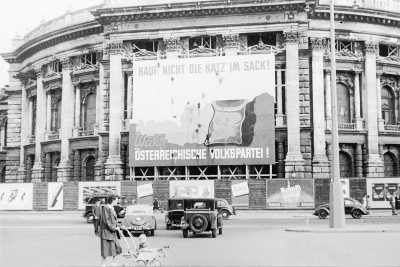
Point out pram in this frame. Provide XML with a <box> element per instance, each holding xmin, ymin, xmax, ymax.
<box><xmin>118</xmin><ymin>228</ymin><xmax>169</xmax><ymax>266</ymax></box>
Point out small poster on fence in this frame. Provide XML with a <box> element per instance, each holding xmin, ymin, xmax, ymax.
<box><xmin>137</xmin><ymin>183</ymin><xmax>154</xmax><ymax>198</ymax></box>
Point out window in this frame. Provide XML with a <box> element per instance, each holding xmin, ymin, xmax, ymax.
<box><xmin>379</xmin><ymin>44</ymin><xmax>399</xmax><ymax>58</ymax></box>
<box><xmin>339</xmin><ymin>151</ymin><xmax>353</xmax><ymax>177</ymax></box>
<box><xmin>132</xmin><ymin>40</ymin><xmax>158</xmax><ymax>52</ymax></box>
<box><xmin>337</xmin><ymin>83</ymin><xmax>351</xmax><ymax>123</ymax></box>
<box><xmin>189</xmin><ymin>36</ymin><xmax>216</xmax><ymax>50</ymax></box>
<box><xmin>80</xmin><ymin>52</ymin><xmax>98</xmax><ymax>65</ymax></box>
<box><xmin>381</xmin><ymin>86</ymin><xmax>395</xmax><ymax>125</ymax></box>
<box><xmin>51</xmin><ymin>99</ymin><xmax>62</xmax><ymax>132</ymax></box>
<box><xmin>247</xmin><ymin>32</ymin><xmax>277</xmax><ymax>47</ymax></box>
<box><xmin>384</xmin><ymin>153</ymin><xmax>397</xmax><ymax>177</ymax></box>
<box><xmin>83</xmin><ymin>93</ymin><xmax>96</xmax><ymax>131</ymax></box>
<box><xmin>49</xmin><ymin>60</ymin><xmax>62</xmax><ymax>73</ymax></box>
<box><xmin>335</xmin><ymin>40</ymin><xmax>353</xmax><ymax>53</ymax></box>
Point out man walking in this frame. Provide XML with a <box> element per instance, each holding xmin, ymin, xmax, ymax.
<box><xmin>389</xmin><ymin>194</ymin><xmax>398</xmax><ymax>216</ymax></box>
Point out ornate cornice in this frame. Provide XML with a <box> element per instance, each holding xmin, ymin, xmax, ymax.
<box><xmin>25</xmin><ymin>79</ymin><xmax>37</xmax><ymax>89</ymax></box>
<box><xmin>336</xmin><ymin>72</ymin><xmax>354</xmax><ymax>89</ymax></box>
<box><xmin>163</xmin><ymin>37</ymin><xmax>181</xmax><ymax>52</ymax></box>
<box><xmin>283</xmin><ymin>31</ymin><xmax>301</xmax><ymax>44</ymax></box>
<box><xmin>310</xmin><ymin>38</ymin><xmax>327</xmax><ymax>52</ymax></box>
<box><xmin>364</xmin><ymin>41</ymin><xmax>379</xmax><ymax>56</ymax></box>
<box><xmin>222</xmin><ymin>34</ymin><xmax>240</xmax><ymax>48</ymax></box>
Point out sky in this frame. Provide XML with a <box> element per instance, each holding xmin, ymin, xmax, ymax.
<box><xmin>0</xmin><ymin>0</ymin><xmax>104</xmax><ymax>88</ymax></box>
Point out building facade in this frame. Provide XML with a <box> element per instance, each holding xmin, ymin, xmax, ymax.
<box><xmin>1</xmin><ymin>0</ymin><xmax>400</xmax><ymax>185</ymax></box>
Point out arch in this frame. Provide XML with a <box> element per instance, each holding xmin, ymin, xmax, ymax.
<box><xmin>0</xmin><ymin>166</ymin><xmax>5</xmax><ymax>183</ymax></box>
<box><xmin>383</xmin><ymin>152</ymin><xmax>397</xmax><ymax>177</ymax></box>
<box><xmin>339</xmin><ymin>151</ymin><xmax>353</xmax><ymax>177</ymax></box>
<box><xmin>83</xmin><ymin>155</ymin><xmax>96</xmax><ymax>181</ymax></box>
<box><xmin>83</xmin><ymin>93</ymin><xmax>96</xmax><ymax>131</ymax></box>
<box><xmin>337</xmin><ymin>83</ymin><xmax>351</xmax><ymax>123</ymax></box>
<box><xmin>381</xmin><ymin>86</ymin><xmax>396</xmax><ymax>125</ymax></box>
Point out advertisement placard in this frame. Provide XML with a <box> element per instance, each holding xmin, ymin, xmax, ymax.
<box><xmin>231</xmin><ymin>182</ymin><xmax>249</xmax><ymax>197</ymax></box>
<box><xmin>169</xmin><ymin>180</ymin><xmax>214</xmax><ymax>198</ymax></box>
<box><xmin>47</xmin><ymin>182</ymin><xmax>64</xmax><ymax>210</ymax></box>
<box><xmin>340</xmin><ymin>179</ymin><xmax>349</xmax><ymax>198</ymax></box>
<box><xmin>78</xmin><ymin>182</ymin><xmax>121</xmax><ymax>210</ymax></box>
<box><xmin>266</xmin><ymin>179</ymin><xmax>314</xmax><ymax>209</ymax></box>
<box><xmin>0</xmin><ymin>183</ymin><xmax>33</xmax><ymax>210</ymax></box>
<box><xmin>137</xmin><ymin>183</ymin><xmax>154</xmax><ymax>198</ymax></box>
<box><xmin>129</xmin><ymin>54</ymin><xmax>275</xmax><ymax>167</ymax></box>
<box><xmin>367</xmin><ymin>178</ymin><xmax>400</xmax><ymax>208</ymax></box>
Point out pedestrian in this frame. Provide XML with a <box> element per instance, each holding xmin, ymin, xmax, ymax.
<box><xmin>389</xmin><ymin>194</ymin><xmax>398</xmax><ymax>215</ymax></box>
<box><xmin>153</xmin><ymin>198</ymin><xmax>160</xmax><ymax>213</ymax></box>
<box><xmin>362</xmin><ymin>195</ymin><xmax>370</xmax><ymax>210</ymax></box>
<box><xmin>92</xmin><ymin>199</ymin><xmax>102</xmax><ymax>237</ymax></box>
<box><xmin>100</xmin><ymin>195</ymin><xmax>122</xmax><ymax>267</ymax></box>
<box><xmin>395</xmin><ymin>193</ymin><xmax>400</xmax><ymax>214</ymax></box>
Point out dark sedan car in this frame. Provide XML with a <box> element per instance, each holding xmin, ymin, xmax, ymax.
<box><xmin>313</xmin><ymin>197</ymin><xmax>370</xmax><ymax>219</ymax></box>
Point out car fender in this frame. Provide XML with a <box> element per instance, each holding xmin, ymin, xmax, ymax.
<box><xmin>83</xmin><ymin>211</ymin><xmax>92</xmax><ymax>218</ymax></box>
<box><xmin>318</xmin><ymin>208</ymin><xmax>330</xmax><ymax>215</ymax></box>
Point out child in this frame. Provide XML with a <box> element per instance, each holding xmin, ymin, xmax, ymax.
<box><xmin>138</xmin><ymin>234</ymin><xmax>150</xmax><ymax>251</ymax></box>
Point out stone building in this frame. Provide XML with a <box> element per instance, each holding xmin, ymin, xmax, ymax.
<box><xmin>1</xmin><ymin>0</ymin><xmax>400</xmax><ymax>184</ymax></box>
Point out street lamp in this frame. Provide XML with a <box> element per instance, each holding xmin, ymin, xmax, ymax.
<box><xmin>328</xmin><ymin>0</ymin><xmax>346</xmax><ymax>228</ymax></box>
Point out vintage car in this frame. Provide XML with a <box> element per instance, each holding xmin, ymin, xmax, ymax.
<box><xmin>122</xmin><ymin>204</ymin><xmax>157</xmax><ymax>236</ymax></box>
<box><xmin>180</xmin><ymin>198</ymin><xmax>223</xmax><ymax>238</ymax></box>
<box><xmin>165</xmin><ymin>198</ymin><xmax>185</xmax><ymax>230</ymax></box>
<box><xmin>82</xmin><ymin>195</ymin><xmax>126</xmax><ymax>223</ymax></box>
<box><xmin>216</xmin><ymin>198</ymin><xmax>237</xmax><ymax>220</ymax></box>
<box><xmin>313</xmin><ymin>197</ymin><xmax>370</xmax><ymax>219</ymax></box>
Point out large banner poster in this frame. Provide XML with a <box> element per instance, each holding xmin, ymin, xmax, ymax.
<box><xmin>130</xmin><ymin>54</ymin><xmax>275</xmax><ymax>167</ymax></box>
<box><xmin>367</xmin><ymin>178</ymin><xmax>400</xmax><ymax>208</ymax></box>
<box><xmin>47</xmin><ymin>182</ymin><xmax>64</xmax><ymax>210</ymax></box>
<box><xmin>78</xmin><ymin>182</ymin><xmax>121</xmax><ymax>210</ymax></box>
<box><xmin>169</xmin><ymin>180</ymin><xmax>214</xmax><ymax>198</ymax></box>
<box><xmin>266</xmin><ymin>179</ymin><xmax>315</xmax><ymax>209</ymax></box>
<box><xmin>0</xmin><ymin>183</ymin><xmax>33</xmax><ymax>210</ymax></box>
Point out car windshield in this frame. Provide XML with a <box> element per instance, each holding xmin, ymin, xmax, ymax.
<box><xmin>186</xmin><ymin>201</ymin><xmax>213</xmax><ymax>210</ymax></box>
<box><xmin>169</xmin><ymin>200</ymin><xmax>184</xmax><ymax>210</ymax></box>
<box><xmin>125</xmin><ymin>205</ymin><xmax>153</xmax><ymax>216</ymax></box>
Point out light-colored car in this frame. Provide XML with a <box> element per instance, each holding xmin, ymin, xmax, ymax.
<box><xmin>313</xmin><ymin>197</ymin><xmax>370</xmax><ymax>219</ymax></box>
<box><xmin>122</xmin><ymin>205</ymin><xmax>157</xmax><ymax>236</ymax></box>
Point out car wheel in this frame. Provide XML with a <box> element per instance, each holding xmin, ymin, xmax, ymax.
<box><xmin>136</xmin><ymin>260</ymin><xmax>146</xmax><ymax>266</ymax></box>
<box><xmin>221</xmin><ymin>210</ymin><xmax>230</xmax><ymax>220</ymax></box>
<box><xmin>219</xmin><ymin>227</ymin><xmax>222</xmax><ymax>235</ymax></box>
<box><xmin>150</xmin><ymin>230</ymin><xmax>155</xmax><ymax>236</ymax></box>
<box><xmin>318</xmin><ymin>209</ymin><xmax>328</xmax><ymax>219</ymax></box>
<box><xmin>352</xmin><ymin>209</ymin><xmax>362</xmax><ymax>219</ymax></box>
<box><xmin>212</xmin><ymin>229</ymin><xmax>217</xmax><ymax>238</ymax></box>
<box><xmin>189</xmin><ymin>214</ymin><xmax>208</xmax><ymax>233</ymax></box>
<box><xmin>166</xmin><ymin>224</ymin><xmax>171</xmax><ymax>230</ymax></box>
<box><xmin>183</xmin><ymin>229</ymin><xmax>188</xmax><ymax>238</ymax></box>
<box><xmin>86</xmin><ymin>213</ymin><xmax>93</xmax><ymax>223</ymax></box>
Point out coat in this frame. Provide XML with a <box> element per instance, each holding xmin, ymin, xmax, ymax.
<box><xmin>100</xmin><ymin>205</ymin><xmax>119</xmax><ymax>241</ymax></box>
<box><xmin>92</xmin><ymin>203</ymin><xmax>101</xmax><ymax>220</ymax></box>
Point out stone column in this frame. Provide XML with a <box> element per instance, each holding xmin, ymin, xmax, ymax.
<box><xmin>376</xmin><ymin>73</ymin><xmax>385</xmax><ymax>130</ymax></box>
<box><xmin>310</xmin><ymin>38</ymin><xmax>329</xmax><ymax>179</ymax></box>
<box><xmin>354</xmin><ymin>71</ymin><xmax>363</xmax><ymax>130</ymax></box>
<box><xmin>16</xmin><ymin>82</ymin><xmax>29</xmax><ymax>182</ymax></box>
<box><xmin>104</xmin><ymin>41</ymin><xmax>125</xmax><ymax>180</ymax></box>
<box><xmin>28</xmin><ymin>100</ymin><xmax>33</xmax><ymax>136</ymax></box>
<box><xmin>127</xmin><ymin>74</ymin><xmax>133</xmax><ymax>120</ymax></box>
<box><xmin>363</xmin><ymin>41</ymin><xmax>383</xmax><ymax>177</ymax></box>
<box><xmin>57</xmin><ymin>58</ymin><xmax>74</xmax><ymax>182</ymax></box>
<box><xmin>283</xmin><ymin>31</ymin><xmax>304</xmax><ymax>178</ymax></box>
<box><xmin>222</xmin><ymin>34</ymin><xmax>240</xmax><ymax>56</ymax></box>
<box><xmin>355</xmin><ymin>143</ymin><xmax>363</xmax><ymax>177</ymax></box>
<box><xmin>276</xmin><ymin>70</ymin><xmax>284</xmax><ymax>127</ymax></box>
<box><xmin>44</xmin><ymin>153</ymin><xmax>51</xmax><ymax>182</ymax></box>
<box><xmin>73</xmin><ymin>150</ymin><xmax>81</xmax><ymax>181</ymax></box>
<box><xmin>46</xmin><ymin>93</ymin><xmax>52</xmax><ymax>131</ymax></box>
<box><xmin>163</xmin><ymin>38</ymin><xmax>181</xmax><ymax>59</ymax></box>
<box><xmin>31</xmin><ymin>65</ymin><xmax>46</xmax><ymax>182</ymax></box>
<box><xmin>325</xmin><ymin>70</ymin><xmax>332</xmax><ymax>130</ymax></box>
<box><xmin>73</xmin><ymin>86</ymin><xmax>81</xmax><ymax>137</ymax></box>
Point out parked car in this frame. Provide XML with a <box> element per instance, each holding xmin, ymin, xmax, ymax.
<box><xmin>180</xmin><ymin>198</ymin><xmax>223</xmax><ymax>238</ymax></box>
<box><xmin>82</xmin><ymin>195</ymin><xmax>125</xmax><ymax>223</ymax></box>
<box><xmin>313</xmin><ymin>197</ymin><xmax>370</xmax><ymax>219</ymax></box>
<box><xmin>122</xmin><ymin>204</ymin><xmax>157</xmax><ymax>236</ymax></box>
<box><xmin>165</xmin><ymin>198</ymin><xmax>185</xmax><ymax>230</ymax></box>
<box><xmin>216</xmin><ymin>198</ymin><xmax>236</xmax><ymax>220</ymax></box>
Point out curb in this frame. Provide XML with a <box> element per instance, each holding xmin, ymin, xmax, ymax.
<box><xmin>285</xmin><ymin>227</ymin><xmax>400</xmax><ymax>233</ymax></box>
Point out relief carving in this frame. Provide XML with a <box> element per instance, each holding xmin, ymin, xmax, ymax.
<box><xmin>310</xmin><ymin>38</ymin><xmax>327</xmax><ymax>52</ymax></box>
<box><xmin>364</xmin><ymin>41</ymin><xmax>379</xmax><ymax>56</ymax></box>
<box><xmin>381</xmin><ymin>76</ymin><xmax>399</xmax><ymax>91</ymax></box>
<box><xmin>222</xmin><ymin>34</ymin><xmax>240</xmax><ymax>48</ymax></box>
<box><xmin>336</xmin><ymin>72</ymin><xmax>354</xmax><ymax>89</ymax></box>
<box><xmin>283</xmin><ymin>31</ymin><xmax>301</xmax><ymax>44</ymax></box>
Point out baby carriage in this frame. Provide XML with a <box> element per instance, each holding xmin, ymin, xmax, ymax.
<box><xmin>118</xmin><ymin>228</ymin><xmax>169</xmax><ymax>266</ymax></box>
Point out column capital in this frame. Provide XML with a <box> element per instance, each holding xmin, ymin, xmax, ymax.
<box><xmin>163</xmin><ymin>37</ymin><xmax>181</xmax><ymax>52</ymax></box>
<box><xmin>222</xmin><ymin>34</ymin><xmax>240</xmax><ymax>48</ymax></box>
<box><xmin>60</xmin><ymin>57</ymin><xmax>73</xmax><ymax>70</ymax></box>
<box><xmin>325</xmin><ymin>69</ymin><xmax>331</xmax><ymax>75</ymax></box>
<box><xmin>107</xmin><ymin>41</ymin><xmax>125</xmax><ymax>55</ymax></box>
<box><xmin>283</xmin><ymin>31</ymin><xmax>301</xmax><ymax>44</ymax></box>
<box><xmin>33</xmin><ymin>64</ymin><xmax>46</xmax><ymax>79</ymax></box>
<box><xmin>364</xmin><ymin>41</ymin><xmax>379</xmax><ymax>56</ymax></box>
<box><xmin>310</xmin><ymin>37</ymin><xmax>327</xmax><ymax>52</ymax></box>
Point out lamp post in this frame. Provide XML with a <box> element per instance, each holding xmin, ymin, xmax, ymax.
<box><xmin>329</xmin><ymin>0</ymin><xmax>345</xmax><ymax>228</ymax></box>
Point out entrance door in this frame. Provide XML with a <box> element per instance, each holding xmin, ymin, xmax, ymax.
<box><xmin>86</xmin><ymin>156</ymin><xmax>95</xmax><ymax>181</ymax></box>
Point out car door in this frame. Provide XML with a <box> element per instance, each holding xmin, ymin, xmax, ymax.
<box><xmin>344</xmin><ymin>199</ymin><xmax>353</xmax><ymax>214</ymax></box>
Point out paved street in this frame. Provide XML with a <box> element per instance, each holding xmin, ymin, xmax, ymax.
<box><xmin>0</xmin><ymin>210</ymin><xmax>399</xmax><ymax>267</ymax></box>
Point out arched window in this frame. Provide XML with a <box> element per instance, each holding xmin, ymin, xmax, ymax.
<box><xmin>381</xmin><ymin>86</ymin><xmax>395</xmax><ymax>125</ymax></box>
<box><xmin>52</xmin><ymin>157</ymin><xmax>60</xmax><ymax>182</ymax></box>
<box><xmin>337</xmin><ymin>83</ymin><xmax>351</xmax><ymax>123</ymax></box>
<box><xmin>51</xmin><ymin>99</ymin><xmax>62</xmax><ymax>132</ymax></box>
<box><xmin>0</xmin><ymin>166</ymin><xmax>5</xmax><ymax>183</ymax></box>
<box><xmin>85</xmin><ymin>156</ymin><xmax>96</xmax><ymax>181</ymax></box>
<box><xmin>339</xmin><ymin>151</ymin><xmax>353</xmax><ymax>177</ymax></box>
<box><xmin>384</xmin><ymin>152</ymin><xmax>397</xmax><ymax>177</ymax></box>
<box><xmin>83</xmin><ymin>93</ymin><xmax>96</xmax><ymax>131</ymax></box>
